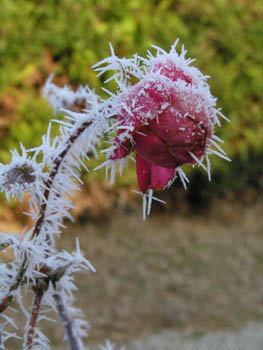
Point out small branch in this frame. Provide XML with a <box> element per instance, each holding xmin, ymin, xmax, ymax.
<box><xmin>53</xmin><ymin>290</ymin><xmax>81</xmax><ymax>350</ymax></box>
<box><xmin>0</xmin><ymin>256</ymin><xmax>28</xmax><ymax>313</ymax></box>
<box><xmin>0</xmin><ymin>121</ymin><xmax>91</xmax><ymax>314</ymax></box>
<box><xmin>25</xmin><ymin>287</ymin><xmax>45</xmax><ymax>350</ymax></box>
<box><xmin>31</xmin><ymin>120</ymin><xmax>91</xmax><ymax>240</ymax></box>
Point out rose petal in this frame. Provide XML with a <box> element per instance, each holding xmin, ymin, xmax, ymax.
<box><xmin>135</xmin><ymin>152</ymin><xmax>152</xmax><ymax>193</ymax></box>
<box><xmin>133</xmin><ymin>126</ymin><xmax>178</xmax><ymax>168</ymax></box>
<box><xmin>149</xmin><ymin>103</ymin><xmax>211</xmax><ymax>164</ymax></box>
<box><xmin>150</xmin><ymin>166</ymin><xmax>175</xmax><ymax>191</ymax></box>
<box><xmin>117</xmin><ymin>77</ymin><xmax>172</xmax><ymax>130</ymax></box>
<box><xmin>151</xmin><ymin>59</ymin><xmax>192</xmax><ymax>84</ymax></box>
<box><xmin>110</xmin><ymin>138</ymin><xmax>133</xmax><ymax>160</ymax></box>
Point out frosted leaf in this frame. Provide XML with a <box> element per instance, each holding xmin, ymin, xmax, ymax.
<box><xmin>0</xmin><ymin>146</ymin><xmax>42</xmax><ymax>202</ymax></box>
<box><xmin>42</xmin><ymin>74</ymin><xmax>99</xmax><ymax>114</ymax></box>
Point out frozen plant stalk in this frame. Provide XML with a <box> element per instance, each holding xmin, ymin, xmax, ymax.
<box><xmin>0</xmin><ymin>41</ymin><xmax>229</xmax><ymax>349</ymax></box>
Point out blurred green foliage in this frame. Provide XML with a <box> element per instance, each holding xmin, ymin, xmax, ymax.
<box><xmin>0</xmin><ymin>0</ymin><xmax>262</xmax><ymax>194</ymax></box>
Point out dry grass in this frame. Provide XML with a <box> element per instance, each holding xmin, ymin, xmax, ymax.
<box><xmin>3</xmin><ymin>199</ymin><xmax>263</xmax><ymax>349</ymax></box>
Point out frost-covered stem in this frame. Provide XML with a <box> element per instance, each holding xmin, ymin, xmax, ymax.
<box><xmin>0</xmin><ymin>292</ymin><xmax>12</xmax><ymax>314</ymax></box>
<box><xmin>25</xmin><ymin>287</ymin><xmax>45</xmax><ymax>350</ymax></box>
<box><xmin>0</xmin><ymin>256</ymin><xmax>28</xmax><ymax>313</ymax></box>
<box><xmin>32</xmin><ymin>120</ymin><xmax>91</xmax><ymax>239</ymax></box>
<box><xmin>0</xmin><ymin>120</ymin><xmax>91</xmax><ymax>315</ymax></box>
<box><xmin>53</xmin><ymin>290</ymin><xmax>81</xmax><ymax>350</ymax></box>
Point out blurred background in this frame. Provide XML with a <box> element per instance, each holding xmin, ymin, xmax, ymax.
<box><xmin>0</xmin><ymin>0</ymin><xmax>262</xmax><ymax>349</ymax></box>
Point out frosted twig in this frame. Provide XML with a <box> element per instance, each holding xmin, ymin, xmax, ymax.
<box><xmin>53</xmin><ymin>290</ymin><xmax>81</xmax><ymax>350</ymax></box>
<box><xmin>25</xmin><ymin>286</ymin><xmax>46</xmax><ymax>350</ymax></box>
<box><xmin>0</xmin><ymin>120</ymin><xmax>92</xmax><ymax>316</ymax></box>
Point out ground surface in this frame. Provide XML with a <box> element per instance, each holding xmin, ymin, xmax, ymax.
<box><xmin>3</xmin><ymin>199</ymin><xmax>263</xmax><ymax>349</ymax></box>
<box><xmin>59</xmin><ymin>199</ymin><xmax>263</xmax><ymax>349</ymax></box>
<box><xmin>124</xmin><ymin>321</ymin><xmax>263</xmax><ymax>350</ymax></box>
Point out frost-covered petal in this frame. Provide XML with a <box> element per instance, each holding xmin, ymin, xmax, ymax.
<box><xmin>135</xmin><ymin>152</ymin><xmax>152</xmax><ymax>193</ymax></box>
<box><xmin>116</xmin><ymin>75</ymin><xmax>172</xmax><ymax>129</ymax></box>
<box><xmin>150</xmin><ymin>165</ymin><xmax>175</xmax><ymax>191</ymax></box>
<box><xmin>135</xmin><ymin>154</ymin><xmax>175</xmax><ymax>193</ymax></box>
<box><xmin>149</xmin><ymin>105</ymin><xmax>212</xmax><ymax>165</ymax></box>
<box><xmin>133</xmin><ymin>126</ymin><xmax>177</xmax><ymax>168</ymax></box>
<box><xmin>110</xmin><ymin>138</ymin><xmax>133</xmax><ymax>160</ymax></box>
<box><xmin>150</xmin><ymin>58</ymin><xmax>193</xmax><ymax>84</ymax></box>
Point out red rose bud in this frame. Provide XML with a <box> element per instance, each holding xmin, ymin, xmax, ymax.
<box><xmin>108</xmin><ymin>44</ymin><xmax>228</xmax><ymax>194</ymax></box>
